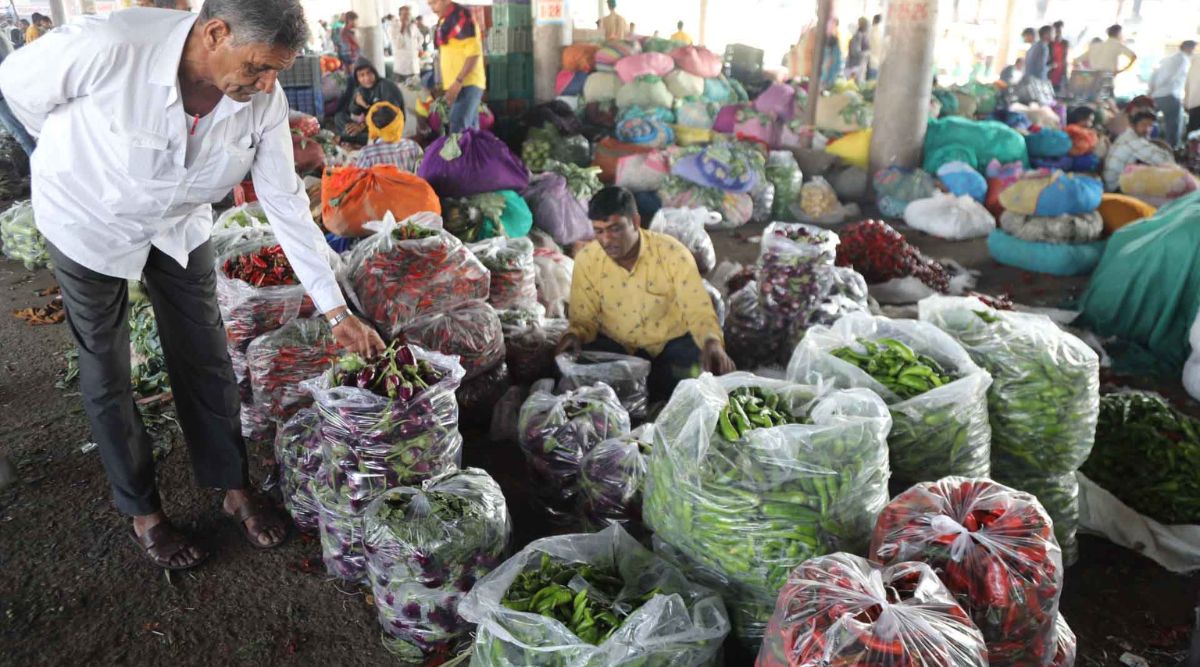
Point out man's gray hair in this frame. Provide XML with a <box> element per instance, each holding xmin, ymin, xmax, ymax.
<box><xmin>198</xmin><ymin>0</ymin><xmax>310</xmax><ymax>51</ymax></box>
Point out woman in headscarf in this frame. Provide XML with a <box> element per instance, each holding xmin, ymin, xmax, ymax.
<box><xmin>334</xmin><ymin>57</ymin><xmax>404</xmax><ymax>146</ymax></box>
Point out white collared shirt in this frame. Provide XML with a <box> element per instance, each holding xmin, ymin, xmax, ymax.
<box><xmin>0</xmin><ymin>8</ymin><xmax>344</xmax><ymax>313</ymax></box>
<box><xmin>1150</xmin><ymin>51</ymin><xmax>1191</xmax><ymax>100</ymax></box>
<box><xmin>389</xmin><ymin>21</ymin><xmax>421</xmax><ymax>77</ymax></box>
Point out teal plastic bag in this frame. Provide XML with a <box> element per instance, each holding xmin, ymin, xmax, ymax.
<box><xmin>1026</xmin><ymin>129</ymin><xmax>1073</xmax><ymax>159</ymax></box>
<box><xmin>923</xmin><ymin>117</ymin><xmax>1029</xmax><ymax>174</ymax></box>
<box><xmin>932</xmin><ymin>89</ymin><xmax>959</xmax><ymax>117</ymax></box>
<box><xmin>1077</xmin><ymin>191</ymin><xmax>1200</xmax><ymax>376</ymax></box>
<box><xmin>987</xmin><ymin>229</ymin><xmax>1105</xmax><ymax>277</ymax></box>
<box><xmin>480</xmin><ymin>190</ymin><xmax>534</xmax><ymax>239</ymax></box>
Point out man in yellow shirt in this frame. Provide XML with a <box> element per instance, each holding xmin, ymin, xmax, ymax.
<box><xmin>557</xmin><ymin>187</ymin><xmax>735</xmax><ymax>401</ymax></box>
<box><xmin>599</xmin><ymin>0</ymin><xmax>629</xmax><ymax>41</ymax></box>
<box><xmin>670</xmin><ymin>21</ymin><xmax>693</xmax><ymax>45</ymax></box>
<box><xmin>430</xmin><ymin>0</ymin><xmax>485</xmax><ymax>132</ymax></box>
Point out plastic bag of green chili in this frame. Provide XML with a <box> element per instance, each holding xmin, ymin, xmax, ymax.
<box><xmin>788</xmin><ymin>312</ymin><xmax>993</xmax><ymax>490</ymax></box>
<box><xmin>919</xmin><ymin>296</ymin><xmax>1099</xmax><ymax>479</ymax></box>
<box><xmin>0</xmin><ymin>200</ymin><xmax>50</xmax><ymax>270</ymax></box>
<box><xmin>457</xmin><ymin>523</ymin><xmax>730</xmax><ymax>667</ymax></box>
<box><xmin>644</xmin><ymin>373</ymin><xmax>891</xmax><ymax>646</ymax></box>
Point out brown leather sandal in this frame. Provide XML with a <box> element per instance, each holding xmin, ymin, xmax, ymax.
<box><xmin>129</xmin><ymin>523</ymin><xmax>209</xmax><ymax>571</ymax></box>
<box><xmin>224</xmin><ymin>495</ymin><xmax>289</xmax><ymax>550</ymax></box>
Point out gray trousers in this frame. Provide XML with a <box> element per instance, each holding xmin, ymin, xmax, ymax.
<box><xmin>1154</xmin><ymin>95</ymin><xmax>1184</xmax><ymax>149</ymax></box>
<box><xmin>49</xmin><ymin>241</ymin><xmax>247</xmax><ymax>516</ymax></box>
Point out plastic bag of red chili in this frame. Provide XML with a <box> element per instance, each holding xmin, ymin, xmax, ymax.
<box><xmin>756</xmin><ymin>552</ymin><xmax>989</xmax><ymax>667</ymax></box>
<box><xmin>468</xmin><ymin>237</ymin><xmax>538</xmax><ymax>311</ymax></box>
<box><xmin>345</xmin><ymin>213</ymin><xmax>490</xmax><ymax>338</ymax></box>
<box><xmin>397</xmin><ymin>300</ymin><xmax>506</xmax><ymax>381</ymax></box>
<box><xmin>216</xmin><ymin>234</ymin><xmax>320</xmax><ymax>354</ymax></box>
<box><xmin>870</xmin><ymin>477</ymin><xmax>1064</xmax><ymax>667</ymax></box>
<box><xmin>1051</xmin><ymin>613</ymin><xmax>1076</xmax><ymax>667</ymax></box>
<box><xmin>247</xmin><ymin>317</ymin><xmax>341</xmax><ymax>424</ymax></box>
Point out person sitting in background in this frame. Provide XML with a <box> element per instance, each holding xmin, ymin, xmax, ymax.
<box><xmin>335</xmin><ymin>57</ymin><xmax>404</xmax><ymax>146</ymax></box>
<box><xmin>1104</xmin><ymin>110</ymin><xmax>1175</xmax><ymax>191</ymax></box>
<box><xmin>999</xmin><ymin>57</ymin><xmax>1025</xmax><ymax>86</ymax></box>
<box><xmin>670</xmin><ymin>21</ymin><xmax>692</xmax><ymax>45</ymax></box>
<box><xmin>353</xmin><ymin>102</ymin><xmax>424</xmax><ymax>172</ymax></box>
<box><xmin>556</xmin><ymin>187</ymin><xmax>735</xmax><ymax>403</ymax></box>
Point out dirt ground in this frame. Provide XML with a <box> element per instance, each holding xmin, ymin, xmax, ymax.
<box><xmin>1</xmin><ymin>215</ymin><xmax>1196</xmax><ymax>666</ymax></box>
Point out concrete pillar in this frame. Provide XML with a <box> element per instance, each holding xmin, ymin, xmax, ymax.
<box><xmin>868</xmin><ymin>0</ymin><xmax>937</xmax><ymax>173</ymax></box>
<box><xmin>805</xmin><ymin>0</ymin><xmax>835</xmax><ymax>126</ymax></box>
<box><xmin>996</xmin><ymin>0</ymin><xmax>1017</xmax><ymax>76</ymax></box>
<box><xmin>351</xmin><ymin>0</ymin><xmax>387</xmax><ymax>74</ymax></box>
<box><xmin>698</xmin><ymin>0</ymin><xmax>708</xmax><ymax>45</ymax></box>
<box><xmin>533</xmin><ymin>0</ymin><xmax>569</xmax><ymax>103</ymax></box>
<box><xmin>49</xmin><ymin>0</ymin><xmax>68</xmax><ymax>25</ymax></box>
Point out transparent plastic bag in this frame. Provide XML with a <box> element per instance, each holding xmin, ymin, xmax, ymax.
<box><xmin>703</xmin><ymin>280</ymin><xmax>726</xmax><ymax>328</ymax></box>
<box><xmin>722</xmin><ymin>281</ymin><xmax>784</xmax><ymax>370</ymax></box>
<box><xmin>216</xmin><ymin>232</ymin><xmax>315</xmax><ymax>354</ymax></box>
<box><xmin>787</xmin><ymin>312</ymin><xmax>993</xmax><ymax>488</ymax></box>
<box><xmin>1052</xmin><ymin>613</ymin><xmax>1077</xmax><ymax>667</ymax></box>
<box><xmin>316</xmin><ymin>480</ymin><xmax>368</xmax><ymax>581</ymax></box>
<box><xmin>750</xmin><ymin>179</ymin><xmax>775</xmax><ymax>224</ymax></box>
<box><xmin>500</xmin><ymin>306</ymin><xmax>569</xmax><ymax>385</ymax></box>
<box><xmin>300</xmin><ymin>345</ymin><xmax>466</xmax><ymax>516</ymax></box>
<box><xmin>556</xmin><ymin>352</ymin><xmax>652</xmax><ymax>419</ymax></box>
<box><xmin>919</xmin><ymin>296</ymin><xmax>1099</xmax><ymax>478</ymax></box>
<box><xmin>756</xmin><ymin>222</ymin><xmax>839</xmax><ymax>323</ymax></box>
<box><xmin>489</xmin><ymin>385</ymin><xmax>528</xmax><ymax>443</ymax></box>
<box><xmin>363</xmin><ymin>468</ymin><xmax>511</xmax><ymax>662</ymax></box>
<box><xmin>799</xmin><ymin>176</ymin><xmax>840</xmax><ymax>218</ymax></box>
<box><xmin>457</xmin><ymin>523</ymin><xmax>731</xmax><ymax>667</ymax></box>
<box><xmin>398</xmin><ymin>300</ymin><xmax>505</xmax><ymax>381</ymax></box>
<box><xmin>644</xmin><ymin>373</ymin><xmax>891</xmax><ymax>644</ymax></box>
<box><xmin>457</xmin><ymin>362</ymin><xmax>512</xmax><ymax>428</ymax></box>
<box><xmin>0</xmin><ymin>200</ymin><xmax>50</xmax><ymax>270</ymax></box>
<box><xmin>648</xmin><ymin>207</ymin><xmax>719</xmax><ymax>275</ymax></box>
<box><xmin>996</xmin><ymin>471</ymin><xmax>1081</xmax><ymax>567</ymax></box>
<box><xmin>757</xmin><ymin>553</ymin><xmax>989</xmax><ymax>667</ymax></box>
<box><xmin>213</xmin><ymin>202</ymin><xmax>269</xmax><ymax>233</ymax></box>
<box><xmin>871</xmin><ymin>477</ymin><xmax>1064</xmax><ymax>667</ymax></box>
<box><xmin>904</xmin><ymin>193</ymin><xmax>997</xmax><ymax>241</ymax></box>
<box><xmin>274</xmin><ymin>408</ymin><xmax>324</xmax><ymax>532</ymax></box>
<box><xmin>518</xmin><ymin>384</ymin><xmax>632</xmax><ymax>524</ymax></box>
<box><xmin>469</xmin><ymin>237</ymin><xmax>538</xmax><ymax>311</ymax></box>
<box><xmin>247</xmin><ymin>318</ymin><xmax>340</xmax><ymax>424</ymax></box>
<box><xmin>766</xmin><ymin>151</ymin><xmax>803</xmax><ymax>221</ymax></box>
<box><xmin>345</xmin><ymin>213</ymin><xmax>490</xmax><ymax>338</ymax></box>
<box><xmin>998</xmin><ymin>210</ymin><xmax>1104</xmax><ymax>243</ymax></box>
<box><xmin>803</xmin><ymin>266</ymin><xmax>871</xmax><ymax>331</ymax></box>
<box><xmin>578</xmin><ymin>425</ymin><xmax>653</xmax><ymax>531</ymax></box>
<box><xmin>533</xmin><ymin>248</ymin><xmax>574</xmax><ymax>319</ymax></box>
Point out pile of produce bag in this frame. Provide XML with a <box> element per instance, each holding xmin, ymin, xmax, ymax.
<box><xmin>923</xmin><ymin>117</ymin><xmax>1029</xmax><ymax>175</ymax></box>
<box><xmin>246</xmin><ymin>318</ymin><xmax>340</xmax><ymax>424</ymax></box>
<box><xmin>871</xmin><ymin>477</ymin><xmax>1065</xmax><ymax>667</ymax></box>
<box><xmin>577</xmin><ymin>425</ymin><xmax>653</xmax><ymax>532</ymax></box>
<box><xmin>363</xmin><ymin>468</ymin><xmax>510</xmax><ymax>662</ymax></box>
<box><xmin>499</xmin><ymin>305</ymin><xmax>568</xmax><ymax>386</ymax></box>
<box><xmin>757</xmin><ymin>553</ymin><xmax>989</xmax><ymax>667</ymax></box>
<box><xmin>301</xmin><ymin>343</ymin><xmax>466</xmax><ymax>580</ymax></box>
<box><xmin>274</xmin><ymin>408</ymin><xmax>324</xmax><ymax>532</ymax></box>
<box><xmin>722</xmin><ymin>280</ymin><xmax>785</xmax><ymax>370</ymax></box>
<box><xmin>0</xmin><ymin>200</ymin><xmax>50</xmax><ymax>270</ymax></box>
<box><xmin>521</xmin><ymin>125</ymin><xmax>591</xmax><ymax>174</ymax></box>
<box><xmin>788</xmin><ymin>312</ymin><xmax>992</xmax><ymax>490</ymax></box>
<box><xmin>920</xmin><ymin>296</ymin><xmax>1099</xmax><ymax>565</ymax></box>
<box><xmin>556</xmin><ymin>351</ymin><xmax>651</xmax><ymax>420</ymax></box>
<box><xmin>1081</xmin><ymin>392</ymin><xmax>1200</xmax><ymax>525</ymax></box>
<box><xmin>756</xmin><ymin>222</ymin><xmax>838</xmax><ymax>328</ymax></box>
<box><xmin>469</xmin><ymin>237</ymin><xmax>538</xmax><ymax>311</ymax></box>
<box><xmin>397</xmin><ymin>300</ymin><xmax>505</xmax><ymax>381</ymax></box>
<box><xmin>345</xmin><ymin>214</ymin><xmax>490</xmax><ymax>339</ymax></box>
<box><xmin>659</xmin><ymin>176</ymin><xmax>753</xmax><ymax>229</ymax></box>
<box><xmin>937</xmin><ymin>161</ymin><xmax>988</xmax><ymax>202</ymax></box>
<box><xmin>518</xmin><ymin>383</ymin><xmax>631</xmax><ymax>524</ymax></box>
<box><xmin>647</xmin><ymin>207</ymin><xmax>717</xmax><ymax>275</ymax></box>
<box><xmin>457</xmin><ymin>523</ymin><xmax>730</xmax><ymax>667</ymax></box>
<box><xmin>456</xmin><ymin>360</ymin><xmax>512</xmax><ymax>429</ymax></box>
<box><xmin>645</xmin><ymin>373</ymin><xmax>891</xmax><ymax>644</ymax></box>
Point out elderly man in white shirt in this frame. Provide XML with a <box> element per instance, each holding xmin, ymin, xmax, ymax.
<box><xmin>0</xmin><ymin>0</ymin><xmax>384</xmax><ymax>570</ymax></box>
<box><xmin>1151</xmin><ymin>40</ymin><xmax>1197</xmax><ymax>148</ymax></box>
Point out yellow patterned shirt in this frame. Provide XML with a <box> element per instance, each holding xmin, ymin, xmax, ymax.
<box><xmin>567</xmin><ymin>230</ymin><xmax>723</xmax><ymax>356</ymax></box>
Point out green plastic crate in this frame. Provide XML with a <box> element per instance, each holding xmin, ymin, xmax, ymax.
<box><xmin>507</xmin><ymin>53</ymin><xmax>532</xmax><ymax>100</ymax></box>
<box><xmin>491</xmin><ymin>4</ymin><xmax>531</xmax><ymax>27</ymax></box>
<box><xmin>486</xmin><ymin>55</ymin><xmax>510</xmax><ymax>100</ymax></box>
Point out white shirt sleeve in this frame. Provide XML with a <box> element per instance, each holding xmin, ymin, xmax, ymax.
<box><xmin>0</xmin><ymin>21</ymin><xmax>115</xmax><ymax>137</ymax></box>
<box><xmin>252</xmin><ymin>90</ymin><xmax>346</xmax><ymax>314</ymax></box>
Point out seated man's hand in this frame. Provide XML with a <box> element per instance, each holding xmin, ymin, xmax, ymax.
<box><xmin>702</xmin><ymin>339</ymin><xmax>736</xmax><ymax>376</ymax></box>
<box><xmin>555</xmin><ymin>332</ymin><xmax>582</xmax><ymax>357</ymax></box>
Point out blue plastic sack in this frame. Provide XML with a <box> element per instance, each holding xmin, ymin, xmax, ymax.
<box><xmin>987</xmin><ymin>229</ymin><xmax>1106</xmax><ymax>276</ymax></box>
<box><xmin>418</xmin><ymin>130</ymin><xmax>530</xmax><ymax>199</ymax></box>
<box><xmin>1036</xmin><ymin>172</ymin><xmax>1103</xmax><ymax>216</ymax></box>
<box><xmin>1026</xmin><ymin>129</ymin><xmax>1073</xmax><ymax>159</ymax></box>
<box><xmin>993</xmin><ymin>109</ymin><xmax>1032</xmax><ymax>131</ymax></box>
<box><xmin>936</xmin><ymin>161</ymin><xmax>988</xmax><ymax>202</ymax></box>
<box><xmin>703</xmin><ymin>76</ymin><xmax>733</xmax><ymax>104</ymax></box>
<box><xmin>617</xmin><ymin>106</ymin><xmax>676</xmax><ymax>125</ymax></box>
<box><xmin>616</xmin><ymin>116</ymin><xmax>675</xmax><ymax>148</ymax></box>
<box><xmin>562</xmin><ymin>71</ymin><xmax>587</xmax><ymax>97</ymax></box>
<box><xmin>1031</xmin><ymin>154</ymin><xmax>1102</xmax><ymax>173</ymax></box>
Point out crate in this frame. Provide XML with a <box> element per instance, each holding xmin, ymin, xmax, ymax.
<box><xmin>723</xmin><ymin>43</ymin><xmax>764</xmax><ymax>80</ymax></box>
<box><xmin>486</xmin><ymin>55</ymin><xmax>510</xmax><ymax>101</ymax></box>
<box><xmin>492</xmin><ymin>3</ymin><xmax>531</xmax><ymax>27</ymax></box>
<box><xmin>507</xmin><ymin>53</ymin><xmax>533</xmax><ymax>100</ymax></box>
<box><xmin>278</xmin><ymin>55</ymin><xmax>322</xmax><ymax>88</ymax></box>
<box><xmin>487</xmin><ymin>26</ymin><xmax>532</xmax><ymax>54</ymax></box>
<box><xmin>283</xmin><ymin>86</ymin><xmax>325</xmax><ymax>118</ymax></box>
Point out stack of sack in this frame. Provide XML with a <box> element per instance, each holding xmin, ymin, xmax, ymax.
<box><xmin>1027</xmin><ymin>127</ymin><xmax>1100</xmax><ymax>174</ymax></box>
<box><xmin>991</xmin><ymin>170</ymin><xmax>1106</xmax><ymax>276</ymax></box>
<box><xmin>418</xmin><ymin>129</ymin><xmax>533</xmax><ymax>243</ymax></box>
<box><xmin>658</xmin><ymin>142</ymin><xmax>762</xmax><ymax>229</ymax></box>
<box><xmin>924</xmin><ymin>116</ymin><xmax>1029</xmax><ymax>176</ymax></box>
<box><xmin>1118</xmin><ymin>164</ymin><xmax>1200</xmax><ymax>208</ymax></box>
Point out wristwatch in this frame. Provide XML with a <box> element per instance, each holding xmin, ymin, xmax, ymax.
<box><xmin>327</xmin><ymin>311</ymin><xmax>352</xmax><ymax>329</ymax></box>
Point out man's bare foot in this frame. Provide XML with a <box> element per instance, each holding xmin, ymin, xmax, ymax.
<box><xmin>223</xmin><ymin>490</ymin><xmax>288</xmax><ymax>549</ymax></box>
<box><xmin>130</xmin><ymin>512</ymin><xmax>207</xmax><ymax>570</ymax></box>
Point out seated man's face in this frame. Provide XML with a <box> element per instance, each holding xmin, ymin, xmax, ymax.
<box><xmin>1134</xmin><ymin>119</ymin><xmax>1155</xmax><ymax>138</ymax></box>
<box><xmin>593</xmin><ymin>214</ymin><xmax>640</xmax><ymax>261</ymax></box>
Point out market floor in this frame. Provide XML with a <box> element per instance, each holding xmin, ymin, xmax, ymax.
<box><xmin>0</xmin><ymin>219</ymin><xmax>1195</xmax><ymax>666</ymax></box>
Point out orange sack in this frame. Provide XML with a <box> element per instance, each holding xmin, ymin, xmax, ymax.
<box><xmin>321</xmin><ymin>164</ymin><xmax>442</xmax><ymax>237</ymax></box>
<box><xmin>562</xmin><ymin>43</ymin><xmax>600</xmax><ymax>73</ymax></box>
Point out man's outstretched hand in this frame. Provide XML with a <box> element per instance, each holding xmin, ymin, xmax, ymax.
<box><xmin>702</xmin><ymin>339</ymin><xmax>736</xmax><ymax>376</ymax></box>
<box><xmin>326</xmin><ymin>307</ymin><xmax>386</xmax><ymax>357</ymax></box>
<box><xmin>555</xmin><ymin>332</ymin><xmax>582</xmax><ymax>357</ymax></box>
